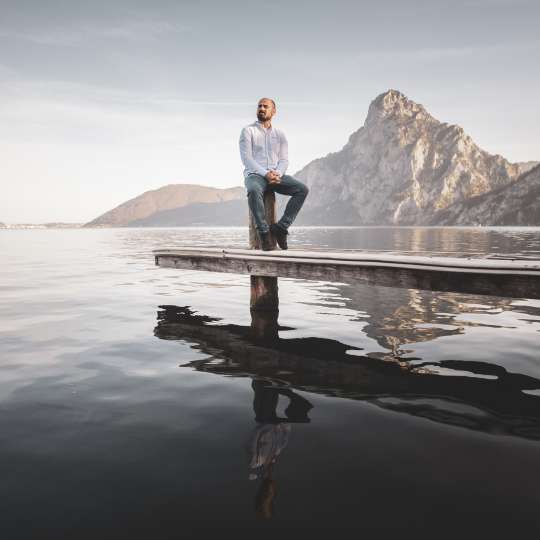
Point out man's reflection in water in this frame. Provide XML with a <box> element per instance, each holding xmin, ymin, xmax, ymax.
<box><xmin>247</xmin><ymin>378</ymin><xmax>313</xmax><ymax>519</ymax></box>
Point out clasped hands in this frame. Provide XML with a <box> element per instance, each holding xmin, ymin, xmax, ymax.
<box><xmin>265</xmin><ymin>170</ymin><xmax>281</xmax><ymax>184</ymax></box>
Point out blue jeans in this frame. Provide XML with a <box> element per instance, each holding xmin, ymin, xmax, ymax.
<box><xmin>244</xmin><ymin>174</ymin><xmax>309</xmax><ymax>234</ymax></box>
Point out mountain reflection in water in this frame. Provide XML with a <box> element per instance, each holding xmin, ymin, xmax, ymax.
<box><xmin>313</xmin><ymin>279</ymin><xmax>540</xmax><ymax>360</ymax></box>
<box><xmin>155</xmin><ymin>305</ymin><xmax>540</xmax><ymax>441</ymax></box>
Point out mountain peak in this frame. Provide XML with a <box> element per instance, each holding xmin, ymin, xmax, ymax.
<box><xmin>296</xmin><ymin>90</ymin><xmax>524</xmax><ymax>226</ymax></box>
<box><xmin>366</xmin><ymin>89</ymin><xmax>431</xmax><ymax>125</ymax></box>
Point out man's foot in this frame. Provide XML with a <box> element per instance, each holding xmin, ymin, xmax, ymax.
<box><xmin>270</xmin><ymin>223</ymin><xmax>288</xmax><ymax>250</ymax></box>
<box><xmin>259</xmin><ymin>232</ymin><xmax>273</xmax><ymax>251</ymax></box>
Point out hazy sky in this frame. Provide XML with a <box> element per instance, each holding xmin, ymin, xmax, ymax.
<box><xmin>1</xmin><ymin>0</ymin><xmax>539</xmax><ymax>222</ymax></box>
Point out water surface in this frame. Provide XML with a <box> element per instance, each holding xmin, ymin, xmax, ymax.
<box><xmin>1</xmin><ymin>227</ymin><xmax>540</xmax><ymax>536</ymax></box>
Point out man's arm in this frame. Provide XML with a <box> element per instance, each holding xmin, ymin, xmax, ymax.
<box><xmin>275</xmin><ymin>131</ymin><xmax>289</xmax><ymax>177</ymax></box>
<box><xmin>239</xmin><ymin>127</ymin><xmax>268</xmax><ymax>177</ymax></box>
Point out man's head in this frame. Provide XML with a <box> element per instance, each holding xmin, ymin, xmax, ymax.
<box><xmin>257</xmin><ymin>98</ymin><xmax>276</xmax><ymax>122</ymax></box>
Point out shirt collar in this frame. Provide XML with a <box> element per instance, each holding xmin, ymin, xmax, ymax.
<box><xmin>255</xmin><ymin>120</ymin><xmax>272</xmax><ymax>131</ymax></box>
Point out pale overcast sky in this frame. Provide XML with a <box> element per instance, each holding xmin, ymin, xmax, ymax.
<box><xmin>1</xmin><ymin>0</ymin><xmax>539</xmax><ymax>222</ymax></box>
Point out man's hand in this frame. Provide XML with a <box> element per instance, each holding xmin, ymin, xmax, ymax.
<box><xmin>265</xmin><ymin>170</ymin><xmax>281</xmax><ymax>184</ymax></box>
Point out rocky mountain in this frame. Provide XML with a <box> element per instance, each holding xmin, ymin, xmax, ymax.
<box><xmin>293</xmin><ymin>89</ymin><xmax>527</xmax><ymax>225</ymax></box>
<box><xmin>432</xmin><ymin>164</ymin><xmax>540</xmax><ymax>226</ymax></box>
<box><xmin>85</xmin><ymin>184</ymin><xmax>244</xmax><ymax>227</ymax></box>
<box><xmin>0</xmin><ymin>222</ymin><xmax>6</xmax><ymax>228</ymax></box>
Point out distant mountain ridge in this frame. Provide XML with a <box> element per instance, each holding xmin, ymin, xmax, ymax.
<box><xmin>129</xmin><ymin>199</ymin><xmax>246</xmax><ymax>226</ymax></box>
<box><xmin>85</xmin><ymin>184</ymin><xmax>244</xmax><ymax>227</ymax></box>
<box><xmin>85</xmin><ymin>90</ymin><xmax>539</xmax><ymax>227</ymax></box>
<box><xmin>432</xmin><ymin>164</ymin><xmax>540</xmax><ymax>226</ymax></box>
<box><xmin>517</xmin><ymin>161</ymin><xmax>540</xmax><ymax>175</ymax></box>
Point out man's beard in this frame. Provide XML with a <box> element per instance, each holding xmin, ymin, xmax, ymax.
<box><xmin>257</xmin><ymin>112</ymin><xmax>267</xmax><ymax>120</ymax></box>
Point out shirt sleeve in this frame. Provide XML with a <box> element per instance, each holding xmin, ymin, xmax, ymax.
<box><xmin>239</xmin><ymin>127</ymin><xmax>268</xmax><ymax>177</ymax></box>
<box><xmin>275</xmin><ymin>131</ymin><xmax>289</xmax><ymax>176</ymax></box>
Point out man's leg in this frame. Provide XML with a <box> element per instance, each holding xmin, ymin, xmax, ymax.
<box><xmin>271</xmin><ymin>175</ymin><xmax>309</xmax><ymax>231</ymax></box>
<box><xmin>244</xmin><ymin>174</ymin><xmax>269</xmax><ymax>234</ymax></box>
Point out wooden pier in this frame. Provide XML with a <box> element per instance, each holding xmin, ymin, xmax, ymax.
<box><xmin>154</xmin><ymin>246</ymin><xmax>540</xmax><ymax>300</ymax></box>
<box><xmin>152</xmin><ymin>197</ymin><xmax>540</xmax><ymax>435</ymax></box>
<box><xmin>154</xmin><ymin>192</ymin><xmax>540</xmax><ymax>323</ymax></box>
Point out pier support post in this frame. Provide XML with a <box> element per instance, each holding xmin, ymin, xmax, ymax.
<box><xmin>249</xmin><ymin>191</ymin><xmax>279</xmax><ymax>338</ymax></box>
<box><xmin>250</xmin><ymin>308</ymin><xmax>279</xmax><ymax>340</ymax></box>
<box><xmin>250</xmin><ymin>275</ymin><xmax>278</xmax><ymax>311</ymax></box>
<box><xmin>249</xmin><ymin>190</ymin><xmax>277</xmax><ymax>251</ymax></box>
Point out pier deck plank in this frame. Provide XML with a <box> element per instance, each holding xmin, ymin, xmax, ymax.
<box><xmin>154</xmin><ymin>247</ymin><xmax>540</xmax><ymax>299</ymax></box>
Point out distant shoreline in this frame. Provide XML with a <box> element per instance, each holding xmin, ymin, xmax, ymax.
<box><xmin>3</xmin><ymin>224</ymin><xmax>540</xmax><ymax>230</ymax></box>
<box><xmin>0</xmin><ymin>223</ymin><xmax>84</xmax><ymax>230</ymax></box>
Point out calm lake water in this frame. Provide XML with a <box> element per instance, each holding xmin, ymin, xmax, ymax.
<box><xmin>1</xmin><ymin>227</ymin><xmax>540</xmax><ymax>536</ymax></box>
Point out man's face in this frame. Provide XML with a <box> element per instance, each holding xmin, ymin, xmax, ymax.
<box><xmin>257</xmin><ymin>99</ymin><xmax>275</xmax><ymax>122</ymax></box>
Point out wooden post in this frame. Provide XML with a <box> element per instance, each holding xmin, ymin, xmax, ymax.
<box><xmin>249</xmin><ymin>191</ymin><xmax>277</xmax><ymax>250</ymax></box>
<box><xmin>250</xmin><ymin>309</ymin><xmax>279</xmax><ymax>340</ymax></box>
<box><xmin>249</xmin><ymin>190</ymin><xmax>279</xmax><ymax>316</ymax></box>
<box><xmin>250</xmin><ymin>274</ymin><xmax>279</xmax><ymax>311</ymax></box>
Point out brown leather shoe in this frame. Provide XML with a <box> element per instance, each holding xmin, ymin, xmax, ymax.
<box><xmin>270</xmin><ymin>223</ymin><xmax>288</xmax><ymax>250</ymax></box>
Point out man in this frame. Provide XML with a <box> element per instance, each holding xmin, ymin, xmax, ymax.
<box><xmin>239</xmin><ymin>98</ymin><xmax>309</xmax><ymax>251</ymax></box>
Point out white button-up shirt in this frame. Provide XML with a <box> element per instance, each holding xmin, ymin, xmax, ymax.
<box><xmin>239</xmin><ymin>121</ymin><xmax>289</xmax><ymax>178</ymax></box>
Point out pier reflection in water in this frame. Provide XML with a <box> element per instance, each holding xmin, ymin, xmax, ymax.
<box><xmin>149</xmin><ymin>225</ymin><xmax>540</xmax><ymax>527</ymax></box>
<box><xmin>155</xmin><ymin>305</ymin><xmax>540</xmax><ymax>440</ymax></box>
<box><xmin>155</xmin><ymin>298</ymin><xmax>540</xmax><ymax>519</ymax></box>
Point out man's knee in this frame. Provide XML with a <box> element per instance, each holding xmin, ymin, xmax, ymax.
<box><xmin>245</xmin><ymin>177</ymin><xmax>265</xmax><ymax>196</ymax></box>
<box><xmin>297</xmin><ymin>182</ymin><xmax>309</xmax><ymax>197</ymax></box>
<box><xmin>246</xmin><ymin>184</ymin><xmax>265</xmax><ymax>197</ymax></box>
<box><xmin>284</xmin><ymin>176</ymin><xmax>309</xmax><ymax>197</ymax></box>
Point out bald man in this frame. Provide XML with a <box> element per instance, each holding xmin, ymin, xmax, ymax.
<box><xmin>239</xmin><ymin>98</ymin><xmax>309</xmax><ymax>251</ymax></box>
